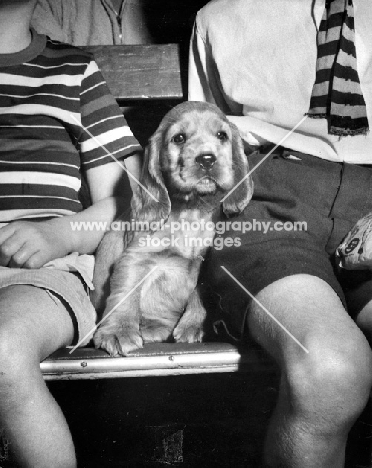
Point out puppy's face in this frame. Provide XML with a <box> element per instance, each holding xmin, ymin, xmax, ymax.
<box><xmin>161</xmin><ymin>108</ymin><xmax>236</xmax><ymax>197</ymax></box>
<box><xmin>136</xmin><ymin>101</ymin><xmax>253</xmax><ymax>222</ymax></box>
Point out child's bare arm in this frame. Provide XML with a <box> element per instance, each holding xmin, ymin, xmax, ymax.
<box><xmin>124</xmin><ymin>153</ymin><xmax>142</xmax><ymax>190</ymax></box>
<box><xmin>0</xmin><ymin>158</ymin><xmax>139</xmax><ymax>269</ymax></box>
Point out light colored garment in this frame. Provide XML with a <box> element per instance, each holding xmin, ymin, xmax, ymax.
<box><xmin>31</xmin><ymin>0</ymin><xmax>151</xmax><ymax>45</ymax></box>
<box><xmin>44</xmin><ymin>252</ymin><xmax>95</xmax><ymax>290</ymax></box>
<box><xmin>188</xmin><ymin>0</ymin><xmax>372</xmax><ymax>164</ymax></box>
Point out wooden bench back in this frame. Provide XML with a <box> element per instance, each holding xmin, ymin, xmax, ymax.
<box><xmin>85</xmin><ymin>44</ymin><xmax>184</xmax><ymax>102</ymax></box>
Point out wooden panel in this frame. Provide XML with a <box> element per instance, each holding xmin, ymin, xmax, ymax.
<box><xmin>84</xmin><ymin>44</ymin><xmax>184</xmax><ymax>101</ymax></box>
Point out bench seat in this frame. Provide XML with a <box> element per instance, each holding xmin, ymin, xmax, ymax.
<box><xmin>41</xmin><ymin>343</ymin><xmax>274</xmax><ymax>380</ymax></box>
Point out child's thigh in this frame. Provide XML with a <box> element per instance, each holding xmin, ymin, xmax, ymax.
<box><xmin>0</xmin><ymin>285</ymin><xmax>75</xmax><ymax>362</ymax></box>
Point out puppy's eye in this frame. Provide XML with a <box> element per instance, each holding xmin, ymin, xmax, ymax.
<box><xmin>171</xmin><ymin>133</ymin><xmax>186</xmax><ymax>144</ymax></box>
<box><xmin>216</xmin><ymin>131</ymin><xmax>228</xmax><ymax>141</ymax></box>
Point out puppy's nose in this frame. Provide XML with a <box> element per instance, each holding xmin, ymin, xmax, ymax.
<box><xmin>195</xmin><ymin>153</ymin><xmax>216</xmax><ymax>170</ymax></box>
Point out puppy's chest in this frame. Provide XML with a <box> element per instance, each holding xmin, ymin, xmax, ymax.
<box><xmin>162</xmin><ymin>210</ymin><xmax>215</xmax><ymax>259</ymax></box>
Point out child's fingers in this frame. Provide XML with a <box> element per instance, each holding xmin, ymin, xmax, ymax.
<box><xmin>7</xmin><ymin>243</ymin><xmax>41</xmax><ymax>269</ymax></box>
<box><xmin>0</xmin><ymin>225</ymin><xmax>45</xmax><ymax>267</ymax></box>
<box><xmin>22</xmin><ymin>250</ymin><xmax>47</xmax><ymax>269</ymax></box>
<box><xmin>0</xmin><ymin>221</ymin><xmax>69</xmax><ymax>268</ymax></box>
<box><xmin>0</xmin><ymin>233</ymin><xmax>26</xmax><ymax>266</ymax></box>
<box><xmin>0</xmin><ymin>224</ymin><xmax>16</xmax><ymax>248</ymax></box>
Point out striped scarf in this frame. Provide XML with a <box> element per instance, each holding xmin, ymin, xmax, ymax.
<box><xmin>308</xmin><ymin>0</ymin><xmax>369</xmax><ymax>137</ymax></box>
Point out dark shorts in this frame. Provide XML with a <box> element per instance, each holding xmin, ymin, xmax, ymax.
<box><xmin>203</xmin><ymin>148</ymin><xmax>372</xmax><ymax>340</ymax></box>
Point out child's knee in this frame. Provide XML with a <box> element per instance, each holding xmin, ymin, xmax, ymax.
<box><xmin>0</xmin><ymin>339</ymin><xmax>39</xmax><ymax>408</ymax></box>
<box><xmin>284</xmin><ymin>335</ymin><xmax>372</xmax><ymax>429</ymax></box>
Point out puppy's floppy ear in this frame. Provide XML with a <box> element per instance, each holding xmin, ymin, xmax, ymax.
<box><xmin>131</xmin><ymin>128</ymin><xmax>171</xmax><ymax>224</ymax></box>
<box><xmin>222</xmin><ymin>121</ymin><xmax>254</xmax><ymax>217</ymax></box>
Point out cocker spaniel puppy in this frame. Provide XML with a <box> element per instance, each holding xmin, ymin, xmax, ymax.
<box><xmin>93</xmin><ymin>101</ymin><xmax>253</xmax><ymax>356</ymax></box>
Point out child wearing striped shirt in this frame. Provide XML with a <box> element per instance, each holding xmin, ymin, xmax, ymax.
<box><xmin>0</xmin><ymin>1</ymin><xmax>142</xmax><ymax>466</ymax></box>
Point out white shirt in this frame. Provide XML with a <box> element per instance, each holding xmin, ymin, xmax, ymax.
<box><xmin>188</xmin><ymin>0</ymin><xmax>372</xmax><ymax>163</ymax></box>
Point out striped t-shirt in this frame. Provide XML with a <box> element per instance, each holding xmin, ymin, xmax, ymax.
<box><xmin>0</xmin><ymin>29</ymin><xmax>141</xmax><ymax>223</ymax></box>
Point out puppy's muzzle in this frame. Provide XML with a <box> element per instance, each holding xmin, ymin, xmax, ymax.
<box><xmin>195</xmin><ymin>153</ymin><xmax>217</xmax><ymax>170</ymax></box>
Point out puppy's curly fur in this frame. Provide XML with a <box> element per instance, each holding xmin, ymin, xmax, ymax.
<box><xmin>93</xmin><ymin>101</ymin><xmax>253</xmax><ymax>356</ymax></box>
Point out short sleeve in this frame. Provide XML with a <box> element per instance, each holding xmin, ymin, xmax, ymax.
<box><xmin>78</xmin><ymin>60</ymin><xmax>142</xmax><ymax>170</ymax></box>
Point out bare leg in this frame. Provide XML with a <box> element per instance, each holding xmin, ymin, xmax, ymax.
<box><xmin>247</xmin><ymin>274</ymin><xmax>372</xmax><ymax>468</ymax></box>
<box><xmin>0</xmin><ymin>285</ymin><xmax>76</xmax><ymax>468</ymax></box>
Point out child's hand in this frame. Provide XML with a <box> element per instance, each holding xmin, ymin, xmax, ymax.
<box><xmin>0</xmin><ymin>220</ymin><xmax>74</xmax><ymax>269</ymax></box>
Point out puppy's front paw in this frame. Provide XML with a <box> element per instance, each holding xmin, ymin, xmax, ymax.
<box><xmin>173</xmin><ymin>321</ymin><xmax>204</xmax><ymax>343</ymax></box>
<box><xmin>94</xmin><ymin>326</ymin><xmax>143</xmax><ymax>357</ymax></box>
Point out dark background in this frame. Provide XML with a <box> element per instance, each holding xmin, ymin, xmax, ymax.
<box><xmin>143</xmin><ymin>0</ymin><xmax>209</xmax><ymax>45</ymax></box>
<box><xmin>143</xmin><ymin>0</ymin><xmax>211</xmax><ymax>84</ymax></box>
